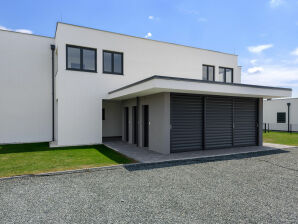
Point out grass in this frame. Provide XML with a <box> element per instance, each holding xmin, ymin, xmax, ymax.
<box><xmin>0</xmin><ymin>143</ymin><xmax>134</xmax><ymax>178</ymax></box>
<box><xmin>263</xmin><ymin>131</ymin><xmax>298</xmax><ymax>146</ymax></box>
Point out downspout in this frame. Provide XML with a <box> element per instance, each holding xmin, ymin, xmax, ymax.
<box><xmin>50</xmin><ymin>44</ymin><xmax>55</xmax><ymax>141</ymax></box>
<box><xmin>287</xmin><ymin>103</ymin><xmax>291</xmax><ymax>132</ymax></box>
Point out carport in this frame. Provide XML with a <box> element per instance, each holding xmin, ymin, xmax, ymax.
<box><xmin>106</xmin><ymin>75</ymin><xmax>291</xmax><ymax>154</ymax></box>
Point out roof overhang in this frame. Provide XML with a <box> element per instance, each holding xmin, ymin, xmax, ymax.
<box><xmin>107</xmin><ymin>76</ymin><xmax>292</xmax><ymax>100</ymax></box>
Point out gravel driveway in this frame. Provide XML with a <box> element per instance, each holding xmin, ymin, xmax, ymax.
<box><xmin>0</xmin><ymin>148</ymin><xmax>297</xmax><ymax>224</ymax></box>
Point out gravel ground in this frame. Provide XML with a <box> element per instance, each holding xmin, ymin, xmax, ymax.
<box><xmin>0</xmin><ymin>148</ymin><xmax>297</xmax><ymax>224</ymax></box>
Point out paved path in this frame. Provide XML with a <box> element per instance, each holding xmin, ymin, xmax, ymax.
<box><xmin>0</xmin><ymin>147</ymin><xmax>297</xmax><ymax>223</ymax></box>
<box><xmin>104</xmin><ymin>140</ymin><xmax>293</xmax><ymax>163</ymax></box>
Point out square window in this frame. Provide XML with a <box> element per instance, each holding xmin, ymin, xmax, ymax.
<box><xmin>66</xmin><ymin>45</ymin><xmax>97</xmax><ymax>72</ymax></box>
<box><xmin>277</xmin><ymin>112</ymin><xmax>286</xmax><ymax>123</ymax></box>
<box><xmin>203</xmin><ymin>65</ymin><xmax>215</xmax><ymax>81</ymax></box>
<box><xmin>103</xmin><ymin>50</ymin><xmax>123</xmax><ymax>75</ymax></box>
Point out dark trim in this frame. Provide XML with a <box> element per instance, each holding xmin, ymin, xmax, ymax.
<box><xmin>202</xmin><ymin>96</ymin><xmax>206</xmax><ymax>150</ymax></box>
<box><xmin>202</xmin><ymin>64</ymin><xmax>215</xmax><ymax>81</ymax></box>
<box><xmin>136</xmin><ymin>97</ymin><xmax>140</xmax><ymax>146</ymax></box>
<box><xmin>50</xmin><ymin>44</ymin><xmax>55</xmax><ymax>142</ymax></box>
<box><xmin>102</xmin><ymin>50</ymin><xmax>124</xmax><ymax>75</ymax></box>
<box><xmin>108</xmin><ymin>75</ymin><xmax>292</xmax><ymax>94</ymax></box>
<box><xmin>287</xmin><ymin>103</ymin><xmax>291</xmax><ymax>132</ymax></box>
<box><xmin>66</xmin><ymin>44</ymin><xmax>97</xmax><ymax>73</ymax></box>
<box><xmin>219</xmin><ymin>67</ymin><xmax>233</xmax><ymax>83</ymax></box>
<box><xmin>55</xmin><ymin>22</ymin><xmax>237</xmax><ymax>56</ymax></box>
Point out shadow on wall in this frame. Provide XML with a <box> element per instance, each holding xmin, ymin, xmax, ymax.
<box><xmin>122</xmin><ymin>149</ymin><xmax>289</xmax><ymax>172</ymax></box>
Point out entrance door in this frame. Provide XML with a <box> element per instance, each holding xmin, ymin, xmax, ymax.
<box><xmin>132</xmin><ymin>106</ymin><xmax>138</xmax><ymax>144</ymax></box>
<box><xmin>124</xmin><ymin>107</ymin><xmax>129</xmax><ymax>142</ymax></box>
<box><xmin>143</xmin><ymin>105</ymin><xmax>149</xmax><ymax>147</ymax></box>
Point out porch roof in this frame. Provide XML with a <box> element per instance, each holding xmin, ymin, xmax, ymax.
<box><xmin>107</xmin><ymin>75</ymin><xmax>292</xmax><ymax>100</ymax></box>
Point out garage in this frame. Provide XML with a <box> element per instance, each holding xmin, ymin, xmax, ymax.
<box><xmin>170</xmin><ymin>93</ymin><xmax>258</xmax><ymax>152</ymax></box>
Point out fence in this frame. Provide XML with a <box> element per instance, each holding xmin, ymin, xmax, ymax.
<box><xmin>263</xmin><ymin>123</ymin><xmax>298</xmax><ymax>133</ymax></box>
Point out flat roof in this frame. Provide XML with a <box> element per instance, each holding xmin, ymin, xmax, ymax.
<box><xmin>107</xmin><ymin>76</ymin><xmax>292</xmax><ymax>100</ymax></box>
<box><xmin>56</xmin><ymin>22</ymin><xmax>237</xmax><ymax>56</ymax></box>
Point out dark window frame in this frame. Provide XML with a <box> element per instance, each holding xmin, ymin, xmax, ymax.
<box><xmin>219</xmin><ymin>67</ymin><xmax>234</xmax><ymax>83</ymax></box>
<box><xmin>277</xmin><ymin>112</ymin><xmax>286</xmax><ymax>123</ymax></box>
<box><xmin>103</xmin><ymin>50</ymin><xmax>124</xmax><ymax>75</ymax></box>
<box><xmin>202</xmin><ymin>64</ymin><xmax>215</xmax><ymax>81</ymax></box>
<box><xmin>66</xmin><ymin>44</ymin><xmax>97</xmax><ymax>73</ymax></box>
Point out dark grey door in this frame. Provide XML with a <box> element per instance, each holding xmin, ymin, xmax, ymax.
<box><xmin>132</xmin><ymin>106</ymin><xmax>138</xmax><ymax>144</ymax></box>
<box><xmin>170</xmin><ymin>93</ymin><xmax>203</xmax><ymax>152</ymax></box>
<box><xmin>205</xmin><ymin>96</ymin><xmax>233</xmax><ymax>149</ymax></box>
<box><xmin>234</xmin><ymin>97</ymin><xmax>258</xmax><ymax>146</ymax></box>
<box><xmin>124</xmin><ymin>107</ymin><xmax>129</xmax><ymax>142</ymax></box>
<box><xmin>143</xmin><ymin>105</ymin><xmax>149</xmax><ymax>147</ymax></box>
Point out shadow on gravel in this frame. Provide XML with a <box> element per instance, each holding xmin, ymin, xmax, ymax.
<box><xmin>123</xmin><ymin>149</ymin><xmax>289</xmax><ymax>172</ymax></box>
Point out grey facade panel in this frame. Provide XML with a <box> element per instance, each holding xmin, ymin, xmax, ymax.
<box><xmin>170</xmin><ymin>93</ymin><xmax>203</xmax><ymax>152</ymax></box>
<box><xmin>205</xmin><ymin>96</ymin><xmax>233</xmax><ymax>149</ymax></box>
<box><xmin>234</xmin><ymin>97</ymin><xmax>258</xmax><ymax>146</ymax></box>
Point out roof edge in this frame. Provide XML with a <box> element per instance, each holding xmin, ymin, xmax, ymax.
<box><xmin>0</xmin><ymin>28</ymin><xmax>53</xmax><ymax>39</ymax></box>
<box><xmin>109</xmin><ymin>75</ymin><xmax>292</xmax><ymax>94</ymax></box>
<box><xmin>56</xmin><ymin>22</ymin><xmax>238</xmax><ymax>57</ymax></box>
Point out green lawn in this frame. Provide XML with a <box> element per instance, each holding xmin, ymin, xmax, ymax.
<box><xmin>0</xmin><ymin>143</ymin><xmax>134</xmax><ymax>178</ymax></box>
<box><xmin>263</xmin><ymin>131</ymin><xmax>298</xmax><ymax>146</ymax></box>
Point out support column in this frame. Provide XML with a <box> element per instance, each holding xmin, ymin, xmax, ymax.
<box><xmin>258</xmin><ymin>98</ymin><xmax>263</xmax><ymax>146</ymax></box>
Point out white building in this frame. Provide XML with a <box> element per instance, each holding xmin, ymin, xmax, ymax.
<box><xmin>263</xmin><ymin>98</ymin><xmax>298</xmax><ymax>132</ymax></box>
<box><xmin>0</xmin><ymin>22</ymin><xmax>292</xmax><ymax>154</ymax></box>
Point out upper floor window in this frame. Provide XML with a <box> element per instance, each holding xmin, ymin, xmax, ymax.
<box><xmin>66</xmin><ymin>45</ymin><xmax>97</xmax><ymax>72</ymax></box>
<box><xmin>219</xmin><ymin>67</ymin><xmax>233</xmax><ymax>83</ymax></box>
<box><xmin>103</xmin><ymin>50</ymin><xmax>123</xmax><ymax>75</ymax></box>
<box><xmin>202</xmin><ymin>65</ymin><xmax>215</xmax><ymax>81</ymax></box>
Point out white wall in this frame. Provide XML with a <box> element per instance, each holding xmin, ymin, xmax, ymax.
<box><xmin>0</xmin><ymin>30</ymin><xmax>54</xmax><ymax>144</ymax></box>
<box><xmin>102</xmin><ymin>101</ymin><xmax>122</xmax><ymax>137</ymax></box>
<box><xmin>122</xmin><ymin>93</ymin><xmax>170</xmax><ymax>154</ymax></box>
<box><xmin>263</xmin><ymin>98</ymin><xmax>298</xmax><ymax>131</ymax></box>
<box><xmin>54</xmin><ymin>23</ymin><xmax>240</xmax><ymax>146</ymax></box>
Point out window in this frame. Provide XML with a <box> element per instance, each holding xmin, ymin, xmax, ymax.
<box><xmin>277</xmin><ymin>112</ymin><xmax>286</xmax><ymax>123</ymax></box>
<box><xmin>66</xmin><ymin>45</ymin><xmax>97</xmax><ymax>72</ymax></box>
<box><xmin>102</xmin><ymin>108</ymin><xmax>105</xmax><ymax>120</ymax></box>
<box><xmin>219</xmin><ymin>67</ymin><xmax>233</xmax><ymax>83</ymax></box>
<box><xmin>202</xmin><ymin>65</ymin><xmax>215</xmax><ymax>81</ymax></box>
<box><xmin>103</xmin><ymin>50</ymin><xmax>123</xmax><ymax>75</ymax></box>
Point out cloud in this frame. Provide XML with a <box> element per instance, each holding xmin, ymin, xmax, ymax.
<box><xmin>148</xmin><ymin>16</ymin><xmax>154</xmax><ymax>20</ymax></box>
<box><xmin>0</xmin><ymin>25</ymin><xmax>33</xmax><ymax>34</ymax></box>
<box><xmin>0</xmin><ymin>25</ymin><xmax>9</xmax><ymax>31</ymax></box>
<box><xmin>269</xmin><ymin>0</ymin><xmax>285</xmax><ymax>8</ymax></box>
<box><xmin>247</xmin><ymin>66</ymin><xmax>264</xmax><ymax>74</ymax></box>
<box><xmin>242</xmin><ymin>65</ymin><xmax>298</xmax><ymax>90</ymax></box>
<box><xmin>291</xmin><ymin>48</ymin><xmax>298</xmax><ymax>56</ymax></box>
<box><xmin>250</xmin><ymin>59</ymin><xmax>257</xmax><ymax>65</ymax></box>
<box><xmin>15</xmin><ymin>29</ymin><xmax>32</xmax><ymax>34</ymax></box>
<box><xmin>248</xmin><ymin>44</ymin><xmax>273</xmax><ymax>53</ymax></box>
<box><xmin>145</xmin><ymin>32</ymin><xmax>152</xmax><ymax>38</ymax></box>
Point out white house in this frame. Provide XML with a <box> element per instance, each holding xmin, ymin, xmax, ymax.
<box><xmin>263</xmin><ymin>98</ymin><xmax>298</xmax><ymax>132</ymax></box>
<box><xmin>0</xmin><ymin>22</ymin><xmax>292</xmax><ymax>154</ymax></box>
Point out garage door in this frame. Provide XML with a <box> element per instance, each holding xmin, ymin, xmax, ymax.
<box><xmin>170</xmin><ymin>93</ymin><xmax>203</xmax><ymax>152</ymax></box>
<box><xmin>234</xmin><ymin>97</ymin><xmax>258</xmax><ymax>146</ymax></box>
<box><xmin>170</xmin><ymin>94</ymin><xmax>259</xmax><ymax>152</ymax></box>
<box><xmin>205</xmin><ymin>96</ymin><xmax>233</xmax><ymax>149</ymax></box>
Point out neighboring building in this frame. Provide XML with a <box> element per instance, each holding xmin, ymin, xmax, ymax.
<box><xmin>263</xmin><ymin>98</ymin><xmax>298</xmax><ymax>132</ymax></box>
<box><xmin>0</xmin><ymin>22</ymin><xmax>292</xmax><ymax>154</ymax></box>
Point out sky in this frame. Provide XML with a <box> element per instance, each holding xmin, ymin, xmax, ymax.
<box><xmin>1</xmin><ymin>0</ymin><xmax>298</xmax><ymax>96</ymax></box>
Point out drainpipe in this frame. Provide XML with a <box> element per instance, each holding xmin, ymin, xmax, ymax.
<box><xmin>50</xmin><ymin>45</ymin><xmax>55</xmax><ymax>141</ymax></box>
<box><xmin>287</xmin><ymin>103</ymin><xmax>291</xmax><ymax>133</ymax></box>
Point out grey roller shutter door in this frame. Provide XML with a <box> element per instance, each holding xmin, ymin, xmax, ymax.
<box><xmin>170</xmin><ymin>93</ymin><xmax>203</xmax><ymax>152</ymax></box>
<box><xmin>234</xmin><ymin>97</ymin><xmax>258</xmax><ymax>146</ymax></box>
<box><xmin>205</xmin><ymin>96</ymin><xmax>233</xmax><ymax>149</ymax></box>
